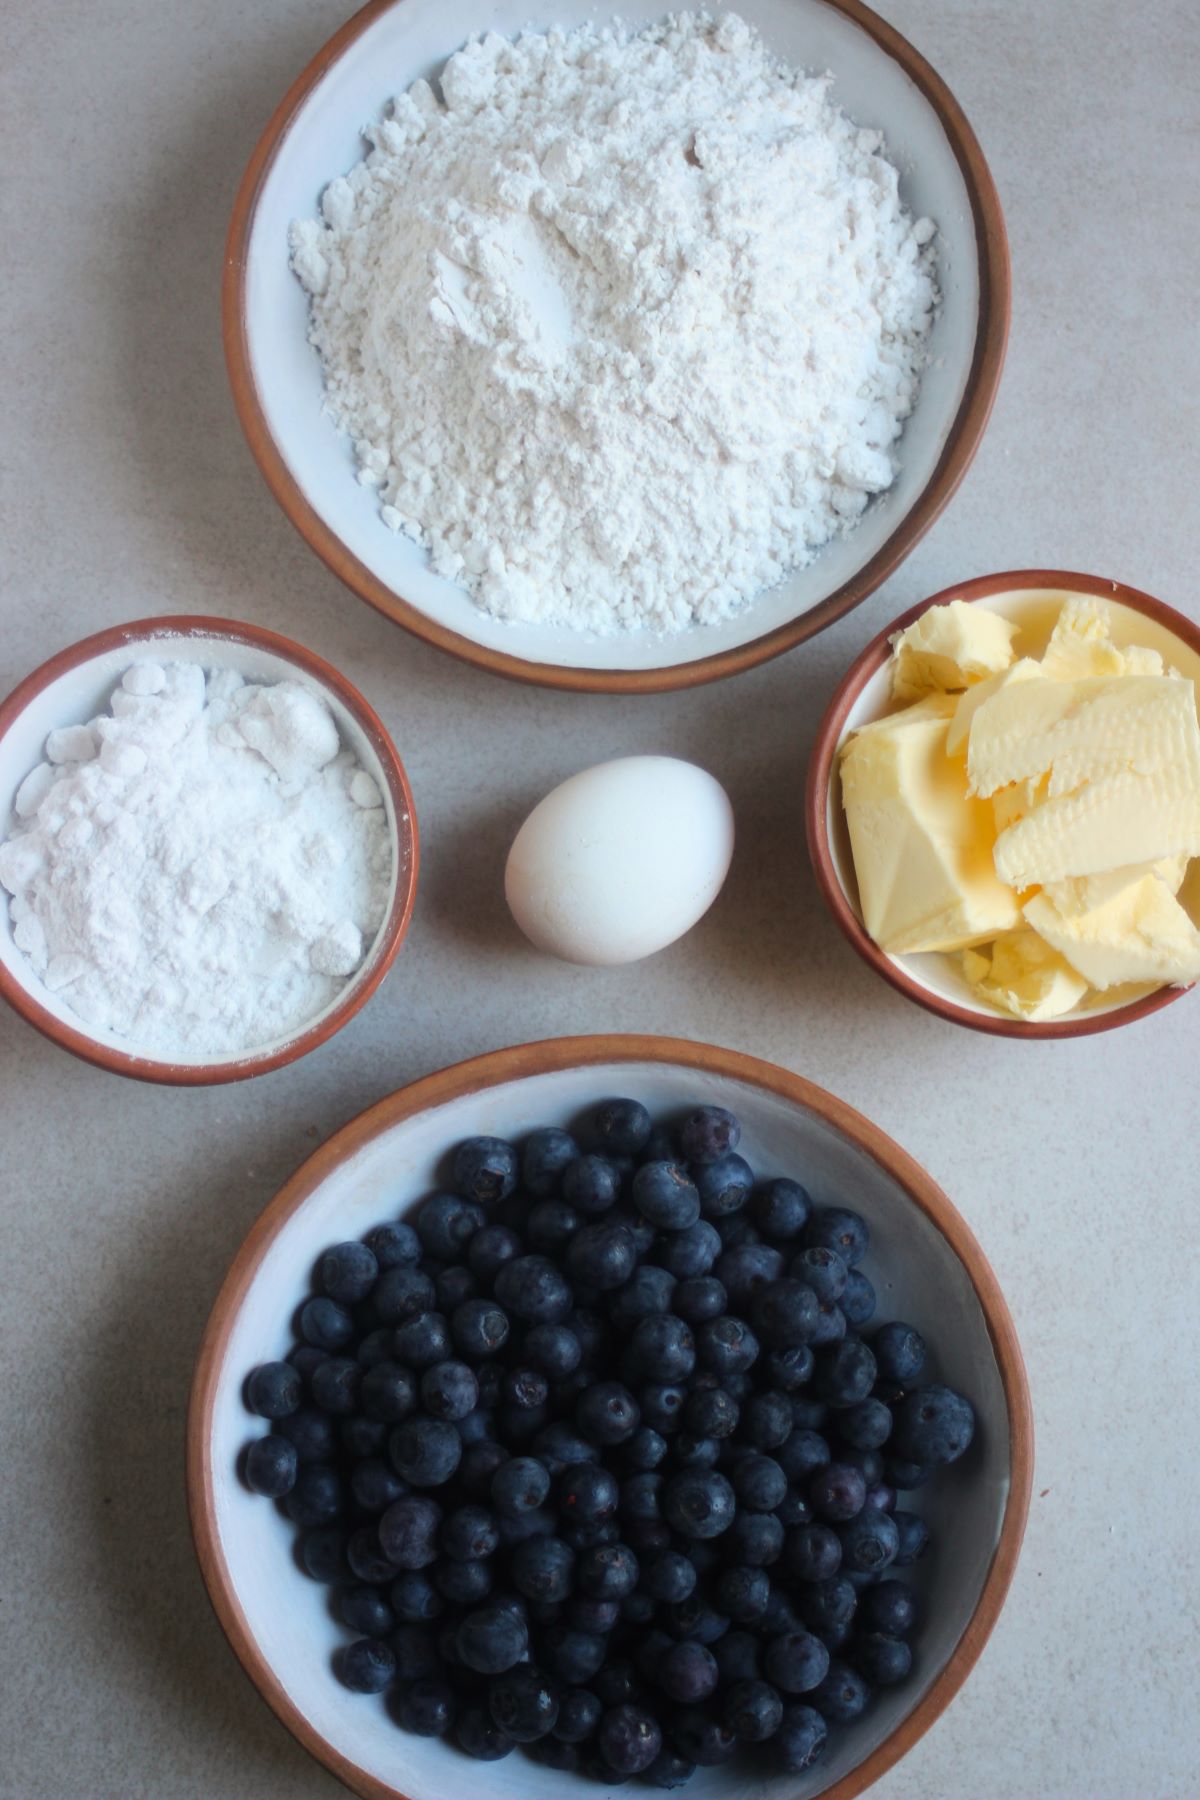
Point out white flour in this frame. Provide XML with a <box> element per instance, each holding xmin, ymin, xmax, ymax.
<box><xmin>0</xmin><ymin>664</ymin><xmax>393</xmax><ymax>1057</ymax></box>
<box><xmin>291</xmin><ymin>12</ymin><xmax>937</xmax><ymax>635</ymax></box>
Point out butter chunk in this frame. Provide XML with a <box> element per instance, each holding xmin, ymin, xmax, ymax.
<box><xmin>963</xmin><ymin>930</ymin><xmax>1089</xmax><ymax>1021</ymax></box>
<box><xmin>1045</xmin><ymin>855</ymin><xmax>1190</xmax><ymax>916</ymax></box>
<box><xmin>994</xmin><ymin>759</ymin><xmax>1200</xmax><ymax>888</ymax></box>
<box><xmin>1040</xmin><ymin>595</ymin><xmax>1164</xmax><ymax>681</ymax></box>
<box><xmin>969</xmin><ymin>673</ymin><xmax>1200</xmax><ymax>801</ymax></box>
<box><xmin>890</xmin><ymin>601</ymin><xmax>1018</xmax><ymax>701</ymax></box>
<box><xmin>992</xmin><ymin>775</ymin><xmax>1048</xmax><ymax>837</ymax></box>
<box><xmin>946</xmin><ymin>659</ymin><xmax>1044</xmax><ymax>758</ymax></box>
<box><xmin>841</xmin><ymin>711</ymin><xmax>1020</xmax><ymax>954</ymax></box>
<box><xmin>1025</xmin><ymin>879</ymin><xmax>1200</xmax><ymax>991</ymax></box>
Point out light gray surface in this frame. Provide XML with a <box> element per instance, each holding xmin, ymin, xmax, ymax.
<box><xmin>1</xmin><ymin>2</ymin><xmax>1197</xmax><ymax>1797</ymax></box>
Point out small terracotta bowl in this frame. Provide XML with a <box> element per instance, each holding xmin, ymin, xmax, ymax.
<box><xmin>0</xmin><ymin>616</ymin><xmax>418</xmax><ymax>1084</ymax></box>
<box><xmin>805</xmin><ymin>570</ymin><xmax>1200</xmax><ymax>1038</ymax></box>
<box><xmin>188</xmin><ymin>1033</ymin><xmax>1032</xmax><ymax>1800</ymax></box>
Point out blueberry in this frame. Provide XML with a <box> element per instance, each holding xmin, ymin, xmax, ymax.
<box><xmin>620</xmin><ymin>1471</ymin><xmax>663</xmax><ymax>1527</ymax></box>
<box><xmin>891</xmin><ymin>1510</ymin><xmax>931</xmax><ymax>1564</ymax></box>
<box><xmin>572</xmin><ymin>1596</ymin><xmax>621</xmax><ymax>1633</ymax></box>
<box><xmin>762</xmin><ymin>1628</ymin><xmax>831</xmax><ymax>1695</ymax></box>
<box><xmin>541</xmin><ymin>1625</ymin><xmax>606</xmax><ymax>1684</ymax></box>
<box><xmin>803</xmin><ymin>1206</ymin><xmax>869</xmax><ymax>1267</ymax></box>
<box><xmin>694</xmin><ymin>1152</ymin><xmax>755</xmax><ymax>1220</ymax></box>
<box><xmin>451</xmin><ymin>1136</ymin><xmax>518</xmax><ymax>1205</ymax></box>
<box><xmin>640</xmin><ymin>1384</ymin><xmax>687</xmax><ymax>1433</ymax></box>
<box><xmin>287</xmin><ymin>1345</ymin><xmax>329</xmax><ymax>1386</ymax></box>
<box><xmin>277</xmin><ymin>1407</ymin><xmax>336</xmax><ymax>1463</ymax></box>
<box><xmin>776</xmin><ymin>1429</ymin><xmax>831</xmax><ymax>1483</ymax></box>
<box><xmin>642</xmin><ymin>1549</ymin><xmax>696</xmax><ymax>1604</ymax></box>
<box><xmin>389</xmin><ymin>1569</ymin><xmax>443</xmax><ymax>1622</ymax></box>
<box><xmin>731</xmin><ymin>1453</ymin><xmax>787</xmax><ymax>1512</ymax></box>
<box><xmin>456</xmin><ymin>1602</ymin><xmax>529</xmax><ymax>1673</ymax></box>
<box><xmin>355</xmin><ymin>1328</ymin><xmax>396</xmax><ymax>1370</ymax></box>
<box><xmin>318</xmin><ymin>1241</ymin><xmax>379</xmax><ymax>1304</ymax></box>
<box><xmin>609</xmin><ymin>1264</ymin><xmax>676</xmax><ymax>1330</ymax></box>
<box><xmin>632</xmin><ymin>1162</ymin><xmax>701</xmax><ymax>1231</ymax></box>
<box><xmin>533</xmin><ymin>1421</ymin><xmax>600</xmax><ymax>1476</ymax></box>
<box><xmin>810</xmin><ymin>1657</ymin><xmax>871</xmax><ymax>1723</ymax></box>
<box><xmin>437</xmin><ymin>1554</ymin><xmax>495</xmax><ymax>1603</ymax></box>
<box><xmin>837</xmin><ymin>1396</ymin><xmax>893</xmax><ymax>1450</ymax></box>
<box><xmin>284</xmin><ymin>1463</ymin><xmax>343</xmax><ymax>1528</ymax></box>
<box><xmin>679</xmin><ymin>1106</ymin><xmax>741</xmax><ymax>1165</ymax></box>
<box><xmin>658</xmin><ymin>1639</ymin><xmax>719</xmax><ymax>1702</ymax></box>
<box><xmin>299</xmin><ymin>1525</ymin><xmax>348</xmax><ymax>1582</ymax></box>
<box><xmin>512</xmin><ymin>1535</ymin><xmax>575</xmax><ymax>1602</ymax></box>
<box><xmin>576</xmin><ymin>1381</ymin><xmax>640</xmax><ymax>1445</ymax></box>
<box><xmin>799</xmin><ymin>1577</ymin><xmax>857</xmax><ymax>1633</ymax></box>
<box><xmin>420</xmin><ymin>1359</ymin><xmax>478</xmax><ymax>1422</ymax></box>
<box><xmin>484</xmin><ymin>1454</ymin><xmax>547</xmax><ymax>1518</ymax></box>
<box><xmin>749</xmin><ymin>1178</ymin><xmax>811</xmax><ymax>1242</ymax></box>
<box><xmin>338</xmin><ymin>1583</ymin><xmax>396</xmax><ymax>1637</ymax></box>
<box><xmin>588</xmin><ymin>1097</ymin><xmax>652</xmax><ymax>1157</ymax></box>
<box><xmin>418</xmin><ymin>1188</ymin><xmax>485</xmax><ymax>1259</ymax></box>
<box><xmin>792</xmin><ymin>1245</ymin><xmax>847</xmax><ymax>1304</ymax></box>
<box><xmin>809</xmin><ymin>1461</ymin><xmax>867</xmax><ymax>1522</ymax></box>
<box><xmin>763</xmin><ymin>1344</ymin><xmax>816</xmax><ymax>1392</ymax></box>
<box><xmin>870</xmin><ymin>1319</ymin><xmax>926</xmax><ymax>1384</ymax></box>
<box><xmin>853</xmin><ymin>1632</ymin><xmax>913</xmax><ymax>1686</ymax></box>
<box><xmin>725</xmin><ymin>1509</ymin><xmax>784</xmax><ymax>1568</ymax></box>
<box><xmin>714</xmin><ymin>1565</ymin><xmax>769</xmax><ymax>1623</ymax></box>
<box><xmin>671</xmin><ymin>1709</ymin><xmax>738</xmax><ymax>1765</ymax></box>
<box><xmin>439</xmin><ymin>1504</ymin><xmax>499</xmax><ymax>1563</ymax></box>
<box><xmin>891</xmin><ymin>1384</ymin><xmax>976</xmax><ymax>1466</ymax></box>
<box><xmin>455</xmin><ymin>1703</ymin><xmax>515</xmax><ymax>1759</ymax></box>
<box><xmin>773</xmin><ymin>1702</ymin><xmax>827</xmax><ymax>1772</ymax></box>
<box><xmin>526</xmin><ymin>1200</ymin><xmax>582</xmax><ymax>1255</ymax></box>
<box><xmin>628</xmin><ymin>1314</ymin><xmax>696</xmax><ymax>1382</ymax></box>
<box><xmin>468</xmin><ymin>1223</ymin><xmax>522</xmax><ymax>1283</ymax></box>
<box><xmin>554</xmin><ymin>1686</ymin><xmax>602</xmax><ymax>1743</ymax></box>
<box><xmin>391</xmin><ymin>1624</ymin><xmax>443</xmax><ymax>1681</ymax></box>
<box><xmin>520</xmin><ymin>1324</ymin><xmax>580</xmax><ymax>1381</ymax></box>
<box><xmin>622</xmin><ymin>1426</ymin><xmax>668</xmax><ymax>1471</ymax></box>
<box><xmin>715</xmin><ymin>1213</ymin><xmax>760</xmax><ymax>1248</ymax></box>
<box><xmin>378</xmin><ymin>1495</ymin><xmax>442</xmax><ymax>1568</ymax></box>
<box><xmin>373</xmin><ymin>1265</ymin><xmax>435</xmax><ymax>1326</ymax></box>
<box><xmin>392</xmin><ymin>1311</ymin><xmax>451</xmax><ymax>1370</ymax></box>
<box><xmin>336</xmin><ymin>1637</ymin><xmax>395</xmax><ymax>1694</ymax></box>
<box><xmin>489</xmin><ymin>1665</ymin><xmax>560</xmax><ymax>1741</ymax></box>
<box><xmin>773</xmin><ymin>1489</ymin><xmax>812</xmax><ymax>1529</ymax></box>
<box><xmin>750</xmin><ymin>1278</ymin><xmax>819</xmax><ymax>1349</ymax></box>
<box><xmin>437</xmin><ymin>1266</ymin><xmax>481</xmax><ymax>1317</ymax></box>
<box><xmin>245</xmin><ymin>1360</ymin><xmax>302</xmax><ymax>1419</ymax></box>
<box><xmin>841</xmin><ymin>1268</ymin><xmax>876</xmax><ymax>1327</ymax></box>
<box><xmin>363</xmin><ymin>1220</ymin><xmax>421</xmax><ymax>1270</ymax></box>
<box><xmin>644</xmin><ymin>1748</ymin><xmax>697</xmax><ymax>1788</ymax></box>
<box><xmin>559</xmin><ymin>1461</ymin><xmax>619</xmax><ymax>1523</ymax></box>
<box><xmin>671</xmin><ymin>1276</ymin><xmax>726</xmax><ymax>1324</ymax></box>
<box><xmin>839</xmin><ymin>1508</ymin><xmax>900</xmax><ymax>1573</ymax></box>
<box><xmin>714</xmin><ymin>1244</ymin><xmax>783</xmax><ymax>1310</ymax></box>
<box><xmin>562</xmin><ymin>1154</ymin><xmax>623</xmax><ymax>1215</ymax></box>
<box><xmin>724</xmin><ymin>1677</ymin><xmax>783</xmax><ymax>1741</ymax></box>
<box><xmin>522</xmin><ymin>1127</ymin><xmax>579</xmax><ymax>1197</ymax></box>
<box><xmin>839</xmin><ymin>1444</ymin><xmax>885</xmax><ymax>1488</ymax></box>
<box><xmin>578</xmin><ymin>1542</ymin><xmax>639</xmax><ymax>1598</ymax></box>
<box><xmin>395</xmin><ymin>1676</ymin><xmax>454</xmax><ymax>1735</ymax></box>
<box><xmin>695</xmin><ymin>1316</ymin><xmax>759</xmax><ymax>1379</ymax></box>
<box><xmin>494</xmin><ymin>1255</ymin><xmax>573</xmax><ymax>1323</ymax></box>
<box><xmin>657</xmin><ymin>1219</ymin><xmax>722</xmax><ymax>1279</ymax></box>
<box><xmin>865</xmin><ymin>1481</ymin><xmax>897</xmax><ymax>1513</ymax></box>
<box><xmin>310</xmin><ymin>1357</ymin><xmax>361</xmax><ymax>1415</ymax></box>
<box><xmin>243</xmin><ymin>1434</ymin><xmax>298</xmax><ymax>1497</ymax></box>
<box><xmin>298</xmin><ymin>1297</ymin><xmax>356</xmax><ymax>1352</ymax></box>
<box><xmin>451</xmin><ymin>1296</ymin><xmax>511</xmax><ymax>1360</ymax></box>
<box><xmin>813</xmin><ymin>1339</ymin><xmax>877</xmax><ymax>1408</ymax></box>
<box><xmin>566</xmin><ymin>1221</ymin><xmax>637</xmax><ymax>1291</ymax></box>
<box><xmin>786</xmin><ymin>1522</ymin><xmax>842</xmax><ymax>1582</ymax></box>
<box><xmin>663</xmin><ymin>1468</ymin><xmax>736</xmax><ymax>1539</ymax></box>
<box><xmin>599</xmin><ymin>1703</ymin><xmax>663</xmax><ymax>1775</ymax></box>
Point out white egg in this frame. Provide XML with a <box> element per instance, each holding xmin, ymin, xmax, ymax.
<box><xmin>505</xmin><ymin>755</ymin><xmax>735</xmax><ymax>965</ymax></box>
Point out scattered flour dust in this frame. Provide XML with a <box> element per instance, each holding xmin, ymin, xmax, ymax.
<box><xmin>0</xmin><ymin>663</ymin><xmax>393</xmax><ymax>1058</ymax></box>
<box><xmin>290</xmin><ymin>12</ymin><xmax>938</xmax><ymax>636</ymax></box>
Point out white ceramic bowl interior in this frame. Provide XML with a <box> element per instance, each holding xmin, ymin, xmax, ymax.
<box><xmin>825</xmin><ymin>585</ymin><xmax>1200</xmax><ymax>1024</ymax></box>
<box><xmin>207</xmin><ymin>1056</ymin><xmax>1012</xmax><ymax>1799</ymax></box>
<box><xmin>244</xmin><ymin>0</ymin><xmax>983</xmax><ymax>674</ymax></box>
<box><xmin>0</xmin><ymin>629</ymin><xmax>405</xmax><ymax>1069</ymax></box>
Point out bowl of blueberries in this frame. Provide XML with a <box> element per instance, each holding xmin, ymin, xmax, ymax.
<box><xmin>188</xmin><ymin>1034</ymin><xmax>1032</xmax><ymax>1800</ymax></box>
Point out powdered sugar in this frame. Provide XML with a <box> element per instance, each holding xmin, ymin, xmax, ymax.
<box><xmin>290</xmin><ymin>12</ymin><xmax>937</xmax><ymax>635</ymax></box>
<box><xmin>0</xmin><ymin>663</ymin><xmax>393</xmax><ymax>1058</ymax></box>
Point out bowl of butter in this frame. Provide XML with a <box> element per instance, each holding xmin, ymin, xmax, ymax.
<box><xmin>806</xmin><ymin>570</ymin><xmax>1200</xmax><ymax>1035</ymax></box>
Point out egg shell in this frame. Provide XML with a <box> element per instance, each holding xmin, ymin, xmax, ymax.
<box><xmin>505</xmin><ymin>755</ymin><xmax>735</xmax><ymax>966</ymax></box>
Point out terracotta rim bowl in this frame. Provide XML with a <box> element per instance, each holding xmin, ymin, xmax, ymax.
<box><xmin>188</xmin><ymin>1033</ymin><xmax>1033</xmax><ymax>1800</ymax></box>
<box><xmin>805</xmin><ymin>569</ymin><xmax>1200</xmax><ymax>1038</ymax></box>
<box><xmin>223</xmin><ymin>0</ymin><xmax>1010</xmax><ymax>693</ymax></box>
<box><xmin>0</xmin><ymin>616</ymin><xmax>419</xmax><ymax>1084</ymax></box>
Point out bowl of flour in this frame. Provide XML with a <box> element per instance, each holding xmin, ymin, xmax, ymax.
<box><xmin>226</xmin><ymin>1</ymin><xmax>1008</xmax><ymax>690</ymax></box>
<box><xmin>0</xmin><ymin>619</ymin><xmax>418</xmax><ymax>1083</ymax></box>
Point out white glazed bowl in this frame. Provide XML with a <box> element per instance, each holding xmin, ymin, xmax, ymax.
<box><xmin>188</xmin><ymin>1036</ymin><xmax>1031</xmax><ymax>1800</ymax></box>
<box><xmin>0</xmin><ymin>617</ymin><xmax>418</xmax><ymax>1084</ymax></box>
<box><xmin>225</xmin><ymin>0</ymin><xmax>1009</xmax><ymax>691</ymax></box>
<box><xmin>806</xmin><ymin>571</ymin><xmax>1200</xmax><ymax>1037</ymax></box>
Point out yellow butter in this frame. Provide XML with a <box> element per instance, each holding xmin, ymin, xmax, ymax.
<box><xmin>1040</xmin><ymin>595</ymin><xmax>1164</xmax><ymax>681</ymax></box>
<box><xmin>1045</xmin><ymin>855</ymin><xmax>1189</xmax><ymax>916</ymax></box>
<box><xmin>840</xmin><ymin>712</ymin><xmax>1020</xmax><ymax>954</ymax></box>
<box><xmin>991</xmin><ymin>775</ymin><xmax>1048</xmax><ymax>838</ymax></box>
<box><xmin>946</xmin><ymin>658</ymin><xmax>1044</xmax><ymax>758</ymax></box>
<box><xmin>962</xmin><ymin>930</ymin><xmax>1089</xmax><ymax>1021</ymax></box>
<box><xmin>890</xmin><ymin>600</ymin><xmax>1018</xmax><ymax>701</ymax></box>
<box><xmin>1024</xmin><ymin>878</ymin><xmax>1200</xmax><ymax>991</ymax></box>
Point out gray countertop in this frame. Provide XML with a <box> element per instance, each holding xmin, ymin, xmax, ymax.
<box><xmin>2</xmin><ymin>1</ymin><xmax>1198</xmax><ymax>1795</ymax></box>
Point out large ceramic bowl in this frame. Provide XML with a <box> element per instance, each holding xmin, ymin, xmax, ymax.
<box><xmin>0</xmin><ymin>617</ymin><xmax>418</xmax><ymax>1084</ymax></box>
<box><xmin>225</xmin><ymin>0</ymin><xmax>1009</xmax><ymax>692</ymax></box>
<box><xmin>805</xmin><ymin>570</ymin><xmax>1200</xmax><ymax>1038</ymax></box>
<box><xmin>188</xmin><ymin>1035</ymin><xmax>1032</xmax><ymax>1800</ymax></box>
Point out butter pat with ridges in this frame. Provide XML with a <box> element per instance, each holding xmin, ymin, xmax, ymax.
<box><xmin>891</xmin><ymin>600</ymin><xmax>1018</xmax><ymax>701</ymax></box>
<box><xmin>841</xmin><ymin>709</ymin><xmax>1020</xmax><ymax>954</ymax></box>
<box><xmin>1024</xmin><ymin>877</ymin><xmax>1200</xmax><ymax>990</ymax></box>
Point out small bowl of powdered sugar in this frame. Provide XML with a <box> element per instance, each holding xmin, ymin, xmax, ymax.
<box><xmin>0</xmin><ymin>617</ymin><xmax>418</xmax><ymax>1082</ymax></box>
